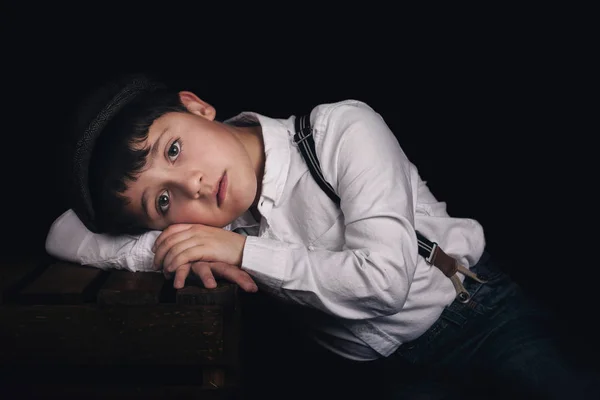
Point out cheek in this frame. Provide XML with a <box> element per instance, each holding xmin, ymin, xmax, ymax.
<box><xmin>171</xmin><ymin>204</ymin><xmax>206</xmax><ymax>225</ymax></box>
<box><xmin>121</xmin><ymin>187</ymin><xmax>145</xmax><ymax>217</ymax></box>
<box><xmin>231</xmin><ymin>168</ymin><xmax>257</xmax><ymax>212</ymax></box>
<box><xmin>171</xmin><ymin>206</ymin><xmax>231</xmax><ymax>228</ymax></box>
<box><xmin>195</xmin><ymin>141</ymin><xmax>225</xmax><ymax>167</ymax></box>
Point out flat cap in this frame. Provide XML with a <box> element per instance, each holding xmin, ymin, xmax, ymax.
<box><xmin>69</xmin><ymin>73</ymin><xmax>166</xmax><ymax>232</ymax></box>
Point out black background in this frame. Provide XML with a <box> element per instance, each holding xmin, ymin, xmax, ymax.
<box><xmin>2</xmin><ymin>2</ymin><xmax>595</xmax><ymax>370</ymax></box>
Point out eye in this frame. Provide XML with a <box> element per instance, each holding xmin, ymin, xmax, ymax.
<box><xmin>167</xmin><ymin>139</ymin><xmax>181</xmax><ymax>161</ymax></box>
<box><xmin>157</xmin><ymin>191</ymin><xmax>170</xmax><ymax>214</ymax></box>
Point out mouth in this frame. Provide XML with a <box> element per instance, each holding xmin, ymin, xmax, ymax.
<box><xmin>216</xmin><ymin>172</ymin><xmax>228</xmax><ymax>207</ymax></box>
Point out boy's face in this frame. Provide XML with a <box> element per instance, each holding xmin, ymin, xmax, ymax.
<box><xmin>122</xmin><ymin>92</ymin><xmax>259</xmax><ymax>231</ymax></box>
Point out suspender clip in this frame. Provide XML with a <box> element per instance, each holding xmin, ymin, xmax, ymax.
<box><xmin>293</xmin><ymin>115</ymin><xmax>314</xmax><ymax>145</ymax></box>
<box><xmin>424</xmin><ymin>242</ymin><xmax>439</xmax><ymax>266</ymax></box>
<box><xmin>294</xmin><ymin>128</ymin><xmax>313</xmax><ymax>145</ymax></box>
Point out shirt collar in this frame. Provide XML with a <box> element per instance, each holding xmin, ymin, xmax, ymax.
<box><xmin>225</xmin><ymin>210</ymin><xmax>258</xmax><ymax>231</ymax></box>
<box><xmin>224</xmin><ymin>111</ymin><xmax>291</xmax><ymax>209</ymax></box>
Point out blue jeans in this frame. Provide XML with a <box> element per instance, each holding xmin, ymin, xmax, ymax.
<box><xmin>378</xmin><ymin>251</ymin><xmax>600</xmax><ymax>399</ymax></box>
<box><xmin>241</xmin><ymin>251</ymin><xmax>599</xmax><ymax>399</ymax></box>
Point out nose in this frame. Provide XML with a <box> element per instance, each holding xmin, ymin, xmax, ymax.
<box><xmin>175</xmin><ymin>170</ymin><xmax>204</xmax><ymax>198</ymax></box>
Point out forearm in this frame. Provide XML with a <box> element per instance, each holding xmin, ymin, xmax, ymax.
<box><xmin>241</xmin><ymin>233</ymin><xmax>416</xmax><ymax>320</ymax></box>
<box><xmin>45</xmin><ymin>209</ymin><xmax>160</xmax><ymax>272</ymax></box>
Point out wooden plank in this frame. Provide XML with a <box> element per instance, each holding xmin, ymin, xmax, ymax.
<box><xmin>176</xmin><ymin>280</ymin><xmax>237</xmax><ymax>308</ymax></box>
<box><xmin>221</xmin><ymin>299</ymin><xmax>243</xmax><ymax>369</ymax></box>
<box><xmin>0</xmin><ymin>383</ymin><xmax>238</xmax><ymax>400</ymax></box>
<box><xmin>0</xmin><ymin>304</ymin><xmax>226</xmax><ymax>365</ymax></box>
<box><xmin>0</xmin><ymin>364</ymin><xmax>240</xmax><ymax>395</ymax></box>
<box><xmin>18</xmin><ymin>262</ymin><xmax>105</xmax><ymax>304</ymax></box>
<box><xmin>98</xmin><ymin>270</ymin><xmax>165</xmax><ymax>306</ymax></box>
<box><xmin>0</xmin><ymin>257</ymin><xmax>47</xmax><ymax>304</ymax></box>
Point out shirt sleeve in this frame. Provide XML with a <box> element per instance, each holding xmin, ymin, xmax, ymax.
<box><xmin>241</xmin><ymin>102</ymin><xmax>420</xmax><ymax>320</ymax></box>
<box><xmin>44</xmin><ymin>209</ymin><xmax>160</xmax><ymax>272</ymax></box>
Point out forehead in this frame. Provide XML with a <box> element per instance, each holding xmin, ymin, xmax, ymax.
<box><xmin>144</xmin><ymin>113</ymin><xmax>174</xmax><ymax>142</ymax></box>
<box><xmin>121</xmin><ymin>170</ymin><xmax>150</xmax><ymax>223</ymax></box>
<box><xmin>130</xmin><ymin>111</ymin><xmax>190</xmax><ymax>154</ymax></box>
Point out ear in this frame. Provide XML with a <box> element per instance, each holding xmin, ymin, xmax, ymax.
<box><xmin>178</xmin><ymin>91</ymin><xmax>216</xmax><ymax>121</ymax></box>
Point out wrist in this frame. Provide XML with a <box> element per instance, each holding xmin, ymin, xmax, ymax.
<box><xmin>236</xmin><ymin>234</ymin><xmax>247</xmax><ymax>266</ymax></box>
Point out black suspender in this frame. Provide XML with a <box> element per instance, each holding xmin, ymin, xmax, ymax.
<box><xmin>293</xmin><ymin>113</ymin><xmax>340</xmax><ymax>207</ymax></box>
<box><xmin>293</xmin><ymin>114</ymin><xmax>487</xmax><ymax>303</ymax></box>
<box><xmin>293</xmin><ymin>114</ymin><xmax>437</xmax><ymax>262</ymax></box>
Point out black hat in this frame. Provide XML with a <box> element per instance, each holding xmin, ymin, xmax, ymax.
<box><xmin>69</xmin><ymin>73</ymin><xmax>166</xmax><ymax>233</ymax></box>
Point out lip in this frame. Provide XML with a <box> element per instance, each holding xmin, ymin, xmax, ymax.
<box><xmin>216</xmin><ymin>172</ymin><xmax>228</xmax><ymax>207</ymax></box>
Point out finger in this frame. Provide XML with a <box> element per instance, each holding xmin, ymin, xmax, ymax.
<box><xmin>173</xmin><ymin>263</ymin><xmax>191</xmax><ymax>289</ymax></box>
<box><xmin>163</xmin><ymin>239</ymin><xmax>203</xmax><ymax>272</ymax></box>
<box><xmin>152</xmin><ymin>224</ymin><xmax>193</xmax><ymax>253</ymax></box>
<box><xmin>167</xmin><ymin>245</ymin><xmax>213</xmax><ymax>273</ymax></box>
<box><xmin>210</xmin><ymin>262</ymin><xmax>258</xmax><ymax>293</ymax></box>
<box><xmin>190</xmin><ymin>262</ymin><xmax>217</xmax><ymax>289</ymax></box>
<box><xmin>153</xmin><ymin>229</ymin><xmax>198</xmax><ymax>269</ymax></box>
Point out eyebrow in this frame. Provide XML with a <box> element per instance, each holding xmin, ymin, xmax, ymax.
<box><xmin>140</xmin><ymin>127</ymin><xmax>169</xmax><ymax>222</ymax></box>
<box><xmin>141</xmin><ymin>188</ymin><xmax>151</xmax><ymax>222</ymax></box>
<box><xmin>150</xmin><ymin>127</ymin><xmax>169</xmax><ymax>163</ymax></box>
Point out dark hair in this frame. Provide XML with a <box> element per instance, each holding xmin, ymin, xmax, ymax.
<box><xmin>87</xmin><ymin>88</ymin><xmax>189</xmax><ymax>235</ymax></box>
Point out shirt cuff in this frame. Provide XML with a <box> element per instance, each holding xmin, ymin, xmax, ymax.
<box><xmin>241</xmin><ymin>236</ymin><xmax>290</xmax><ymax>290</ymax></box>
<box><xmin>131</xmin><ymin>230</ymin><xmax>161</xmax><ymax>271</ymax></box>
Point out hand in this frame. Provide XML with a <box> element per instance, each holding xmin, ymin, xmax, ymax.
<box><xmin>153</xmin><ymin>223</ymin><xmax>246</xmax><ymax>270</ymax></box>
<box><xmin>152</xmin><ymin>224</ymin><xmax>254</xmax><ymax>290</ymax></box>
<box><xmin>165</xmin><ymin>260</ymin><xmax>258</xmax><ymax>292</ymax></box>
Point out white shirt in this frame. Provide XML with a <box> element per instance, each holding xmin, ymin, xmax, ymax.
<box><xmin>46</xmin><ymin>100</ymin><xmax>485</xmax><ymax>361</ymax></box>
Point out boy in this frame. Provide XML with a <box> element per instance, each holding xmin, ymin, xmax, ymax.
<box><xmin>46</xmin><ymin>73</ymin><xmax>597</xmax><ymax>398</ymax></box>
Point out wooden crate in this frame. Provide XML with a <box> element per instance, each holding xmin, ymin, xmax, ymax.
<box><xmin>0</xmin><ymin>255</ymin><xmax>242</xmax><ymax>399</ymax></box>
